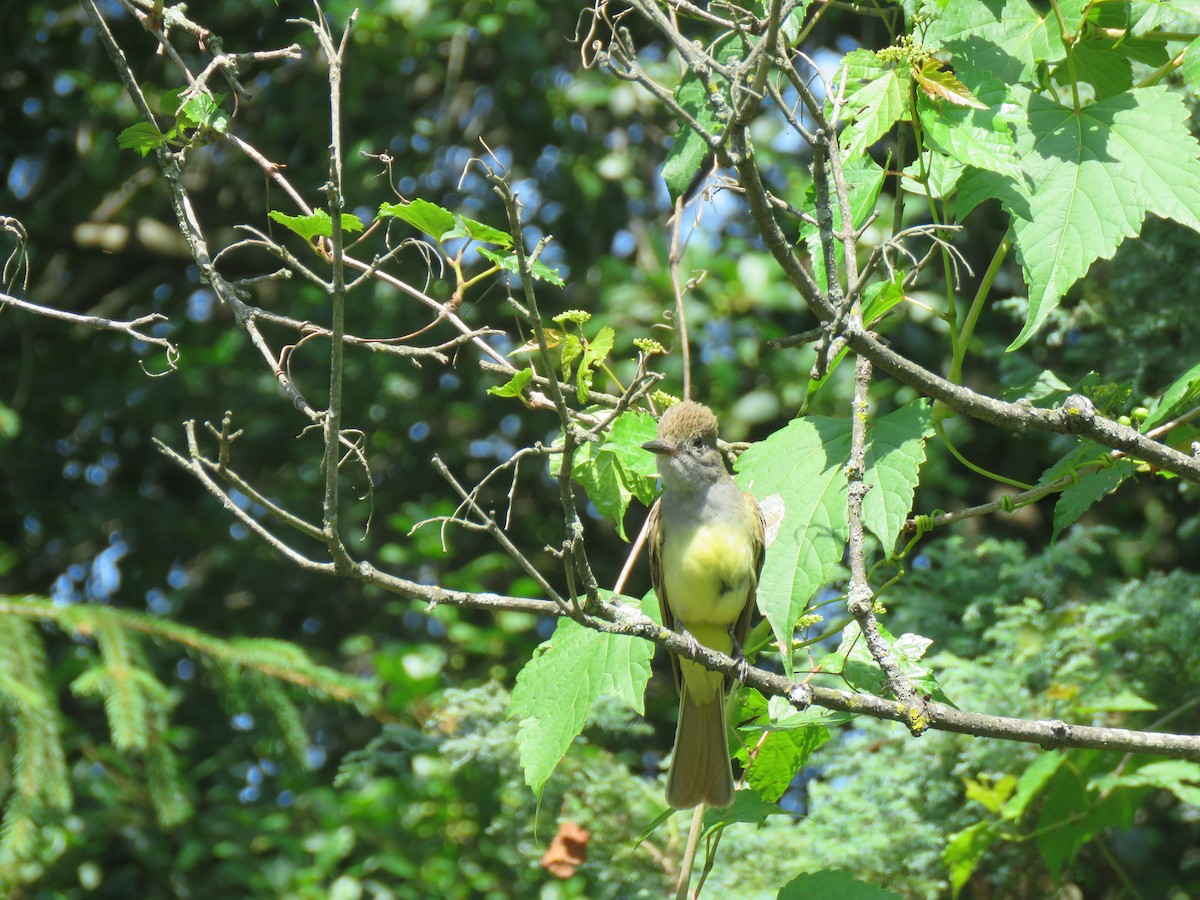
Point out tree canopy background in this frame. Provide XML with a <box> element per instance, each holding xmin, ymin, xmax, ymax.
<box><xmin>5</xmin><ymin>1</ymin><xmax>1200</xmax><ymax>898</ymax></box>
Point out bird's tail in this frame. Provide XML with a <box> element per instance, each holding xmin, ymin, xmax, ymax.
<box><xmin>665</xmin><ymin>685</ymin><xmax>734</xmax><ymax>809</ymax></box>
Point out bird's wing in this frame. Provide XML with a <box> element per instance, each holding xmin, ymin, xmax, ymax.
<box><xmin>733</xmin><ymin>490</ymin><xmax>767</xmax><ymax>650</ymax></box>
<box><xmin>647</xmin><ymin>498</ymin><xmax>682</xmax><ymax>692</ymax></box>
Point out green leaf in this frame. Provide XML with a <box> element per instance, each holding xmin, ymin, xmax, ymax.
<box><xmin>913</xmin><ymin>60</ymin><xmax>988</xmax><ymax>109</ymax></box>
<box><xmin>999</xmin><ymin>368</ymin><xmax>1074</xmax><ymax>406</ymax></box>
<box><xmin>862</xmin><ymin>271</ymin><xmax>906</xmax><ymax>326</ymax></box>
<box><xmin>924</xmin><ymin>0</ymin><xmax>1063</xmax><ymax>86</ymax></box>
<box><xmin>559</xmin><ymin>332</ymin><xmax>582</xmax><ymax>377</ymax></box>
<box><xmin>964</xmin><ymin>774</ymin><xmax>1017</xmax><ymax>813</ymax></box>
<box><xmin>552</xmin><ymin>412</ymin><xmax>659</xmax><ymax>540</ymax></box>
<box><xmin>377</xmin><ymin>199</ymin><xmax>456</xmax><ymax>240</ymax></box>
<box><xmin>605</xmin><ymin>410</ymin><xmax>660</xmax><ymax>506</ymax></box>
<box><xmin>945</xmin><ymin>821</ymin><xmax>999</xmax><ymax>898</ymax></box>
<box><xmin>916</xmin><ymin>73</ymin><xmax>1020</xmax><ymax>180</ymax></box>
<box><xmin>574</xmin><ymin>326</ymin><xmax>615</xmax><ymax>404</ymax></box>
<box><xmin>1035</xmin><ymin>753</ymin><xmax>1145</xmax><ymax>878</ymax></box>
<box><xmin>1183</xmin><ymin>35</ymin><xmax>1200</xmax><ymax>89</ymax></box>
<box><xmin>702</xmin><ymin>787</ymin><xmax>788</xmax><ymax>826</ymax></box>
<box><xmin>862</xmin><ymin>400</ymin><xmax>935</xmax><ymax>558</ymax></box>
<box><xmin>269</xmin><ymin>210</ymin><xmax>365</xmax><ymax>243</ymax></box>
<box><xmin>178</xmin><ymin>92</ymin><xmax>226</xmax><ymax>130</ymax></box>
<box><xmin>586</xmin><ymin>325</ymin><xmax>615</xmax><ymax>365</ymax></box>
<box><xmin>476</xmin><ymin>246</ymin><xmax>565</xmax><ymax>286</ymax></box>
<box><xmin>662</xmin><ymin>36</ymin><xmax>740</xmax><ymax>199</ymax></box>
<box><xmin>444</xmin><ymin>214</ymin><xmax>513</xmax><ymax>248</ymax></box>
<box><xmin>1143</xmin><ymin>358</ymin><xmax>1200</xmax><ymax>431</ymax></box>
<box><xmin>978</xmin><ymin>86</ymin><xmax>1200</xmax><ymax>348</ymax></box>
<box><xmin>117</xmin><ymin>122</ymin><xmax>167</xmax><ymax>157</ymax></box>
<box><xmin>837</xmin><ymin>49</ymin><xmax>910</xmax><ymax>157</ymax></box>
<box><xmin>509</xmin><ymin>592</ymin><xmax>655</xmax><ymax>796</ymax></box>
<box><xmin>778</xmin><ymin>870</ymin><xmax>904</xmax><ymax>900</ymax></box>
<box><xmin>1002</xmin><ymin>750</ymin><xmax>1064</xmax><ymax>820</ymax></box>
<box><xmin>486</xmin><ymin>367</ymin><xmax>533</xmax><ymax>398</ymax></box>
<box><xmin>735</xmin><ymin>417</ymin><xmax>852</xmax><ymax>673</ymax></box>
<box><xmin>1092</xmin><ymin>759</ymin><xmax>1200</xmax><ymax>806</ymax></box>
<box><xmin>1051</xmin><ymin>461</ymin><xmax>1135</xmax><ymax>541</ymax></box>
<box><xmin>1075</xmin><ymin>690</ymin><xmax>1157</xmax><ymax>714</ymax></box>
<box><xmin>740</xmin><ymin>723</ymin><xmax>829</xmax><ymax>803</ymax></box>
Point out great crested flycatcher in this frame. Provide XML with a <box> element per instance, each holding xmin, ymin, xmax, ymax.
<box><xmin>643</xmin><ymin>401</ymin><xmax>765</xmax><ymax>809</ymax></box>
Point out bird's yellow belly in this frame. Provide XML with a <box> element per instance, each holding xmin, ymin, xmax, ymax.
<box><xmin>662</xmin><ymin>519</ymin><xmax>755</xmax><ymax>647</ymax></box>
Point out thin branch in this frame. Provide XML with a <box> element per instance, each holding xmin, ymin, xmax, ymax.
<box><xmin>488</xmin><ymin>168</ymin><xmax>601</xmax><ymax>609</ymax></box>
<box><xmin>667</xmin><ymin>193</ymin><xmax>694</xmax><ymax>400</ymax></box>
<box><xmin>1</xmin><ymin>290</ymin><xmax>179</xmax><ymax>373</ymax></box>
<box><xmin>845</xmin><ymin>354</ymin><xmax>924</xmax><ymax>721</ymax></box>
<box><xmin>431</xmin><ymin>454</ymin><xmax>568</xmax><ymax>609</ymax></box>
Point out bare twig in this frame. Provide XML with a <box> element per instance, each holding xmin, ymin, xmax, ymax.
<box><xmin>488</xmin><ymin>168</ymin><xmax>601</xmax><ymax>610</ymax></box>
<box><xmin>1</xmin><ymin>290</ymin><xmax>179</xmax><ymax>373</ymax></box>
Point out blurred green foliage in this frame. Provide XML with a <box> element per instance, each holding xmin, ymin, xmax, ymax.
<box><xmin>4</xmin><ymin>0</ymin><xmax>1200</xmax><ymax>897</ymax></box>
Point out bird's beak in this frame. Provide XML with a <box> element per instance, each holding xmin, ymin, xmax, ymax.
<box><xmin>642</xmin><ymin>439</ymin><xmax>674</xmax><ymax>455</ymax></box>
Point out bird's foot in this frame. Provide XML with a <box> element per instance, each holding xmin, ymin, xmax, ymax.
<box><xmin>729</xmin><ymin>632</ymin><xmax>751</xmax><ymax>683</ymax></box>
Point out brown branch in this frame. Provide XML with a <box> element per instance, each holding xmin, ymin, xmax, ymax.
<box><xmin>1</xmin><ymin>290</ymin><xmax>179</xmax><ymax>373</ymax></box>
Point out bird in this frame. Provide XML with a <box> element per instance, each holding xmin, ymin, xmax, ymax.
<box><xmin>642</xmin><ymin>400</ymin><xmax>765</xmax><ymax>809</ymax></box>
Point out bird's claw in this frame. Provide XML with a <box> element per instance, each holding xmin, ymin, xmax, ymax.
<box><xmin>730</xmin><ymin>632</ymin><xmax>751</xmax><ymax>683</ymax></box>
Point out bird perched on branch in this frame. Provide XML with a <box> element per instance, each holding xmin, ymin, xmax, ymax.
<box><xmin>643</xmin><ymin>401</ymin><xmax>765</xmax><ymax>809</ymax></box>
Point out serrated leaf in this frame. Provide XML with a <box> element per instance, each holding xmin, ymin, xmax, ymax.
<box><xmin>862</xmin><ymin>400</ymin><xmax>935</xmax><ymax>558</ymax></box>
<box><xmin>509</xmin><ymin>592</ymin><xmax>655</xmax><ymax>796</ymax></box>
<box><xmin>916</xmin><ymin>73</ymin><xmax>1020</xmax><ymax>180</ymax></box>
<box><xmin>179</xmin><ymin>92</ymin><xmax>226</xmax><ymax>130</ymax></box>
<box><xmin>966</xmin><ymin>85</ymin><xmax>1200</xmax><ymax>349</ymax></box>
<box><xmin>837</xmin><ymin>49</ymin><xmax>910</xmax><ymax>157</ymax></box>
<box><xmin>902</xmin><ymin>152</ymin><xmax>965</xmax><ymax>200</ymax></box>
<box><xmin>558</xmin><ymin>332</ymin><xmax>582</xmax><ymax>376</ymax></box>
<box><xmin>740</xmin><ymin>723</ymin><xmax>829</xmax><ymax>803</ymax></box>
<box><xmin>117</xmin><ymin>122</ymin><xmax>166</xmax><ymax>157</ymax></box>
<box><xmin>605</xmin><ymin>410</ymin><xmax>659</xmax><ymax>506</ymax></box>
<box><xmin>924</xmin><ymin>0</ymin><xmax>1063</xmax><ymax>86</ymax></box>
<box><xmin>661</xmin><ymin>36</ymin><xmax>741</xmax><ymax>200</ymax></box>
<box><xmin>269</xmin><ymin>210</ymin><xmax>365</xmax><ymax>243</ymax></box>
<box><xmin>735</xmin><ymin>407</ymin><xmax>933</xmax><ymax>667</ymax></box>
<box><xmin>913</xmin><ymin>60</ymin><xmax>988</xmax><ymax>109</ymax></box>
<box><xmin>486</xmin><ymin>367</ymin><xmax>533</xmax><ymax>398</ymax></box>
<box><xmin>586</xmin><ymin>325</ymin><xmax>615</xmax><ymax>364</ymax></box>
<box><xmin>735</xmin><ymin>417</ymin><xmax>852</xmax><ymax>674</ymax></box>
<box><xmin>377</xmin><ymin>199</ymin><xmax>456</xmax><ymax>241</ymax></box>
<box><xmin>444</xmin><ymin>214</ymin><xmax>512</xmax><ymax>248</ymax></box>
<box><xmin>551</xmin><ymin>414</ymin><xmax>658</xmax><ymax>540</ymax></box>
<box><xmin>476</xmin><ymin>246</ymin><xmax>564</xmax><ymax>286</ymax></box>
<box><xmin>1051</xmin><ymin>461</ymin><xmax>1135</xmax><ymax>540</ymax></box>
